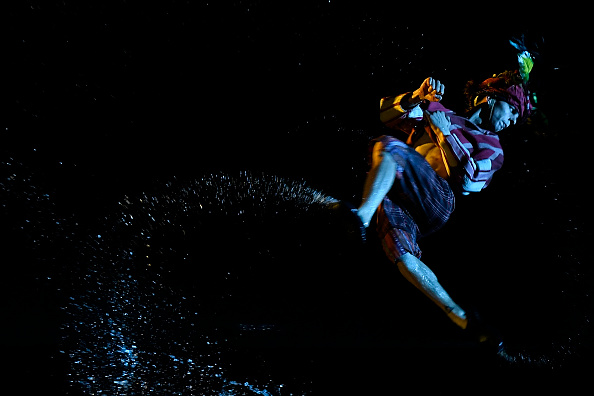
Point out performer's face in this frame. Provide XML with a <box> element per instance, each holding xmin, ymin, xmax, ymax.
<box><xmin>489</xmin><ymin>100</ymin><xmax>520</xmax><ymax>132</ymax></box>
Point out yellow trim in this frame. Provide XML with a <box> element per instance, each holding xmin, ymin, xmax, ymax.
<box><xmin>379</xmin><ymin>93</ymin><xmax>409</xmax><ymax>126</ymax></box>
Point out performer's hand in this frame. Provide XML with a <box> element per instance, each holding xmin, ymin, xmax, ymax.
<box><xmin>424</xmin><ymin>110</ymin><xmax>451</xmax><ymax>135</ymax></box>
<box><xmin>412</xmin><ymin>77</ymin><xmax>445</xmax><ymax>103</ymax></box>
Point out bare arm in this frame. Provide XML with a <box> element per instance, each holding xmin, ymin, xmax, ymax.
<box><xmin>379</xmin><ymin>77</ymin><xmax>445</xmax><ymax>131</ymax></box>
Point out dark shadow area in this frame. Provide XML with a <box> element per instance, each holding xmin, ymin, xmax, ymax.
<box><xmin>2</xmin><ymin>1</ymin><xmax>591</xmax><ymax>394</ymax></box>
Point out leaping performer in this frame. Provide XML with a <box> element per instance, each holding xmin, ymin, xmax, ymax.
<box><xmin>338</xmin><ymin>40</ymin><xmax>537</xmax><ymax>350</ymax></box>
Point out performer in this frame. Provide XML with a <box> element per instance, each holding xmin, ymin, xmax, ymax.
<box><xmin>349</xmin><ymin>66</ymin><xmax>534</xmax><ymax>344</ymax></box>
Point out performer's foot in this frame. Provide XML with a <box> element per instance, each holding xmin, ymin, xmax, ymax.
<box><xmin>465</xmin><ymin>310</ymin><xmax>505</xmax><ymax>355</ymax></box>
<box><xmin>327</xmin><ymin>200</ymin><xmax>366</xmax><ymax>243</ymax></box>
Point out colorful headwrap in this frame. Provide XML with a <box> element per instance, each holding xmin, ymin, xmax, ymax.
<box><xmin>476</xmin><ymin>70</ymin><xmax>533</xmax><ymax>123</ymax></box>
<box><xmin>469</xmin><ymin>38</ymin><xmax>537</xmax><ymax>125</ymax></box>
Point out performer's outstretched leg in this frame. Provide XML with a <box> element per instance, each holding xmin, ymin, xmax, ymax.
<box><xmin>355</xmin><ymin>137</ymin><xmax>467</xmax><ymax>329</ymax></box>
<box><xmin>397</xmin><ymin>253</ymin><xmax>467</xmax><ymax>329</ymax></box>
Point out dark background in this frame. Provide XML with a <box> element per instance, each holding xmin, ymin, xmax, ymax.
<box><xmin>2</xmin><ymin>1</ymin><xmax>592</xmax><ymax>394</ymax></box>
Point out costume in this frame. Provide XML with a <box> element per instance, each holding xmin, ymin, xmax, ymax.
<box><xmin>380</xmin><ymin>93</ymin><xmax>504</xmax><ymax>194</ymax></box>
<box><xmin>371</xmin><ymin>65</ymin><xmax>535</xmax><ymax>262</ymax></box>
<box><xmin>373</xmin><ymin>135</ymin><xmax>455</xmax><ymax>262</ymax></box>
<box><xmin>375</xmin><ymin>92</ymin><xmax>506</xmax><ymax>261</ymax></box>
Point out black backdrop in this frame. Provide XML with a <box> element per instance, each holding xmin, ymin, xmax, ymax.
<box><xmin>3</xmin><ymin>1</ymin><xmax>592</xmax><ymax>394</ymax></box>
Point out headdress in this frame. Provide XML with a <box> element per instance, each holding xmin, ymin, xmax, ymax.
<box><xmin>476</xmin><ymin>70</ymin><xmax>533</xmax><ymax>123</ymax></box>
<box><xmin>467</xmin><ymin>36</ymin><xmax>537</xmax><ymax>124</ymax></box>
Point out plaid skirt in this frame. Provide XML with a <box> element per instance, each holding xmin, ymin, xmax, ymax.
<box><xmin>373</xmin><ymin>136</ymin><xmax>455</xmax><ymax>262</ymax></box>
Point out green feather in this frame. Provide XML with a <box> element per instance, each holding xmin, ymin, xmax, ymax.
<box><xmin>517</xmin><ymin>50</ymin><xmax>534</xmax><ymax>83</ymax></box>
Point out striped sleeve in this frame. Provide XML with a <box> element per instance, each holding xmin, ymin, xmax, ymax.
<box><xmin>458</xmin><ymin>142</ymin><xmax>504</xmax><ymax>194</ymax></box>
<box><xmin>379</xmin><ymin>93</ymin><xmax>422</xmax><ymax>133</ymax></box>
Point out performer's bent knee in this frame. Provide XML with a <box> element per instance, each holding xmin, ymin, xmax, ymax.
<box><xmin>370</xmin><ymin>136</ymin><xmax>413</xmax><ymax>171</ymax></box>
<box><xmin>371</xmin><ymin>141</ymin><xmax>388</xmax><ymax>166</ymax></box>
<box><xmin>371</xmin><ymin>141</ymin><xmax>397</xmax><ymax>168</ymax></box>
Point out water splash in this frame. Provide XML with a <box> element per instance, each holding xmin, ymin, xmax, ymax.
<box><xmin>59</xmin><ymin>171</ymin><xmax>331</xmax><ymax>395</ymax></box>
<box><xmin>2</xmin><ymin>158</ymin><xmax>592</xmax><ymax>392</ymax></box>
